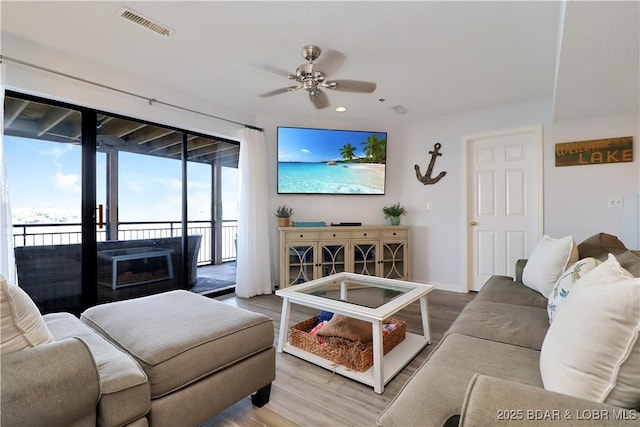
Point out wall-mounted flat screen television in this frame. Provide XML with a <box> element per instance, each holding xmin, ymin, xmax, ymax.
<box><xmin>277</xmin><ymin>126</ymin><xmax>387</xmax><ymax>195</ymax></box>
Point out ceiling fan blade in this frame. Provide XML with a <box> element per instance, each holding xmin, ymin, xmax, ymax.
<box><xmin>248</xmin><ymin>60</ymin><xmax>292</xmax><ymax>78</ymax></box>
<box><xmin>259</xmin><ymin>86</ymin><xmax>301</xmax><ymax>98</ymax></box>
<box><xmin>314</xmin><ymin>49</ymin><xmax>345</xmax><ymax>77</ymax></box>
<box><xmin>311</xmin><ymin>90</ymin><xmax>330</xmax><ymax>109</ymax></box>
<box><xmin>325</xmin><ymin>80</ymin><xmax>377</xmax><ymax>93</ymax></box>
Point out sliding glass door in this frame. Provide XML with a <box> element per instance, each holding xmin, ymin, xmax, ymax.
<box><xmin>95</xmin><ymin>115</ymin><xmax>193</xmax><ymax>303</ymax></box>
<box><xmin>4</xmin><ymin>95</ymin><xmax>87</xmax><ymax>313</ymax></box>
<box><xmin>4</xmin><ymin>91</ymin><xmax>240</xmax><ymax>313</ymax></box>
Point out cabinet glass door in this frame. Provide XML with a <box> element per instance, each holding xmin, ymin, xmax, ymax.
<box><xmin>319</xmin><ymin>243</ymin><xmax>346</xmax><ymax>277</ymax></box>
<box><xmin>287</xmin><ymin>244</ymin><xmax>315</xmax><ymax>285</ymax></box>
<box><xmin>381</xmin><ymin>241</ymin><xmax>406</xmax><ymax>279</ymax></box>
<box><xmin>352</xmin><ymin>242</ymin><xmax>377</xmax><ymax>276</ymax></box>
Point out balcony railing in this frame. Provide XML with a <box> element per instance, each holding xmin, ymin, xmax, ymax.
<box><xmin>12</xmin><ymin>220</ymin><xmax>238</xmax><ymax>264</ymax></box>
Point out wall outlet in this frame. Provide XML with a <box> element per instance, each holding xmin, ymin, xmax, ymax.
<box><xmin>607</xmin><ymin>196</ymin><xmax>624</xmax><ymax>208</ymax></box>
<box><xmin>426</xmin><ymin>202</ymin><xmax>433</xmax><ymax>210</ymax></box>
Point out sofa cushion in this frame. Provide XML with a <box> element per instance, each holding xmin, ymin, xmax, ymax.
<box><xmin>81</xmin><ymin>290</ymin><xmax>274</xmax><ymax>398</ymax></box>
<box><xmin>522</xmin><ymin>235</ymin><xmax>579</xmax><ymax>297</ymax></box>
<box><xmin>0</xmin><ymin>275</ymin><xmax>54</xmax><ymax>355</ymax></box>
<box><xmin>45</xmin><ymin>312</ymin><xmax>151</xmax><ymax>427</ymax></box>
<box><xmin>0</xmin><ymin>337</ymin><xmax>101</xmax><ymax>427</ymax></box>
<box><xmin>460</xmin><ymin>375</ymin><xmax>640</xmax><ymax>427</ymax></box>
<box><xmin>547</xmin><ymin>257</ymin><xmax>600</xmax><ymax>323</ymax></box>
<box><xmin>540</xmin><ymin>264</ymin><xmax>640</xmax><ymax>408</ymax></box>
<box><xmin>577</xmin><ymin>232</ymin><xmax>628</xmax><ymax>261</ymax></box>
<box><xmin>377</xmin><ymin>333</ymin><xmax>542</xmax><ymax>427</ymax></box>
<box><xmin>473</xmin><ymin>275</ymin><xmax>548</xmax><ymax>309</ymax></box>
<box><xmin>447</xmin><ymin>300</ymin><xmax>549</xmax><ymax>350</ymax></box>
<box><xmin>617</xmin><ymin>250</ymin><xmax>640</xmax><ymax>277</ymax></box>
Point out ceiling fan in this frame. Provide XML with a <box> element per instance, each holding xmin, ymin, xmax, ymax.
<box><xmin>256</xmin><ymin>45</ymin><xmax>377</xmax><ymax>109</ymax></box>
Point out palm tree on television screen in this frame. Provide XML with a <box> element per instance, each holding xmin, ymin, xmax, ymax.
<box><xmin>340</xmin><ymin>143</ymin><xmax>357</xmax><ymax>161</ymax></box>
<box><xmin>361</xmin><ymin>134</ymin><xmax>387</xmax><ymax>164</ymax></box>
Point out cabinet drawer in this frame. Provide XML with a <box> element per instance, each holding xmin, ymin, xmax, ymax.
<box><xmin>319</xmin><ymin>231</ymin><xmax>349</xmax><ymax>240</ymax></box>
<box><xmin>350</xmin><ymin>230</ymin><xmax>379</xmax><ymax>239</ymax></box>
<box><xmin>382</xmin><ymin>229</ymin><xmax>408</xmax><ymax>238</ymax></box>
<box><xmin>285</xmin><ymin>231</ymin><xmax>318</xmax><ymax>241</ymax></box>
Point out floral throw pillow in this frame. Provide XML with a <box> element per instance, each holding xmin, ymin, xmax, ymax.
<box><xmin>547</xmin><ymin>257</ymin><xmax>600</xmax><ymax>323</ymax></box>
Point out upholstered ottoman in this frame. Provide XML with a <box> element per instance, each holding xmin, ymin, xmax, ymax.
<box><xmin>81</xmin><ymin>290</ymin><xmax>275</xmax><ymax>427</ymax></box>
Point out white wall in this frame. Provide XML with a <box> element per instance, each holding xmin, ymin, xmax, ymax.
<box><xmin>5</xmin><ymin>35</ymin><xmax>638</xmax><ymax>293</ymax></box>
<box><xmin>257</xmin><ymin>116</ymin><xmax>404</xmax><ymax>222</ymax></box>
<box><xmin>256</xmin><ymin>115</ymin><xmax>405</xmax><ymax>281</ymax></box>
<box><xmin>397</xmin><ymin>98</ymin><xmax>553</xmax><ymax>292</ymax></box>
<box><xmin>3</xmin><ymin>35</ymin><xmax>251</xmax><ymax>140</ymax></box>
<box><xmin>397</xmin><ymin>102</ymin><xmax>638</xmax><ymax>292</ymax></box>
<box><xmin>544</xmin><ymin>113</ymin><xmax>639</xmax><ymax>247</ymax></box>
<box><xmin>260</xmin><ymin>100</ymin><xmax>639</xmax><ymax>293</ymax></box>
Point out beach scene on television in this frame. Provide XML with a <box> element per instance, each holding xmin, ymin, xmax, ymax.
<box><xmin>277</xmin><ymin>127</ymin><xmax>387</xmax><ymax>194</ymax></box>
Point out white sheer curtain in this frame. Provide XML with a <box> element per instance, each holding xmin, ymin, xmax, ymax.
<box><xmin>235</xmin><ymin>128</ymin><xmax>272</xmax><ymax>298</ymax></box>
<box><xmin>0</xmin><ymin>62</ymin><xmax>16</xmax><ymax>281</ymax></box>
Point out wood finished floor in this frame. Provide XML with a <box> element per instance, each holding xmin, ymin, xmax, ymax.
<box><xmin>202</xmin><ymin>289</ymin><xmax>476</xmax><ymax>427</ymax></box>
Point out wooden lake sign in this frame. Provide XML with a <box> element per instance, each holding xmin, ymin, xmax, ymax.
<box><xmin>555</xmin><ymin>136</ymin><xmax>633</xmax><ymax>167</ymax></box>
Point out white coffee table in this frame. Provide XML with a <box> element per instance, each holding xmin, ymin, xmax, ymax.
<box><xmin>276</xmin><ymin>272</ymin><xmax>433</xmax><ymax>394</ymax></box>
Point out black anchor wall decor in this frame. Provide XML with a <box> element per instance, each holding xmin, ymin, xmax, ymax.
<box><xmin>415</xmin><ymin>143</ymin><xmax>447</xmax><ymax>185</ymax></box>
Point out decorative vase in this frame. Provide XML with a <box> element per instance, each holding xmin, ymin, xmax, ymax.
<box><xmin>278</xmin><ymin>218</ymin><xmax>290</xmax><ymax>227</ymax></box>
<box><xmin>390</xmin><ymin>216</ymin><xmax>401</xmax><ymax>226</ymax></box>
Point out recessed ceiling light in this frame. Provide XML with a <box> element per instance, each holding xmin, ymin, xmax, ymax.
<box><xmin>335</xmin><ymin>106</ymin><xmax>347</xmax><ymax>112</ymax></box>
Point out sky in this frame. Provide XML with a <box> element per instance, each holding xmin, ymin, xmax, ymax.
<box><xmin>4</xmin><ymin>135</ymin><xmax>239</xmax><ymax>223</ymax></box>
<box><xmin>277</xmin><ymin>127</ymin><xmax>387</xmax><ymax>163</ymax></box>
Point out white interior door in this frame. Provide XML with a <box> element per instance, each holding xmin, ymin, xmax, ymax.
<box><xmin>465</xmin><ymin>126</ymin><xmax>542</xmax><ymax>291</ymax></box>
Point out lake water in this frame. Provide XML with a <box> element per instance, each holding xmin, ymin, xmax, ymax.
<box><xmin>278</xmin><ymin>162</ymin><xmax>385</xmax><ymax>194</ymax></box>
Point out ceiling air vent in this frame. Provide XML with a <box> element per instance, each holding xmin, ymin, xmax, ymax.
<box><xmin>119</xmin><ymin>7</ymin><xmax>174</xmax><ymax>37</ymax></box>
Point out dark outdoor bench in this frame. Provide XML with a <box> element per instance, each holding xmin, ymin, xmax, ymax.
<box><xmin>14</xmin><ymin>235</ymin><xmax>202</xmax><ymax>312</ymax></box>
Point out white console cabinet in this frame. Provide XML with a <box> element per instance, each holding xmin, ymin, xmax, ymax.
<box><xmin>278</xmin><ymin>225</ymin><xmax>411</xmax><ymax>288</ymax></box>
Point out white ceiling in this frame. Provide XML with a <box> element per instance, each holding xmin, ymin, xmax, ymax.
<box><xmin>1</xmin><ymin>1</ymin><xmax>638</xmax><ymax>126</ymax></box>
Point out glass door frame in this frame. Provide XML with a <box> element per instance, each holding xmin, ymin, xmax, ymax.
<box><xmin>5</xmin><ymin>90</ymin><xmax>239</xmax><ymax>310</ymax></box>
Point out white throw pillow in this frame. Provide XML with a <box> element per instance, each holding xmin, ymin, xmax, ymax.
<box><xmin>522</xmin><ymin>235</ymin><xmax>579</xmax><ymax>297</ymax></box>
<box><xmin>547</xmin><ymin>257</ymin><xmax>600</xmax><ymax>323</ymax></box>
<box><xmin>540</xmin><ymin>256</ymin><xmax>639</xmax><ymax>408</ymax></box>
<box><xmin>0</xmin><ymin>275</ymin><xmax>54</xmax><ymax>355</ymax></box>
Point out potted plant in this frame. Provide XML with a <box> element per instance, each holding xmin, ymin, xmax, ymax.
<box><xmin>382</xmin><ymin>202</ymin><xmax>407</xmax><ymax>225</ymax></box>
<box><xmin>274</xmin><ymin>205</ymin><xmax>294</xmax><ymax>227</ymax></box>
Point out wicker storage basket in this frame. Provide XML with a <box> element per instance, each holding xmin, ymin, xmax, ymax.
<box><xmin>289</xmin><ymin>315</ymin><xmax>406</xmax><ymax>372</ymax></box>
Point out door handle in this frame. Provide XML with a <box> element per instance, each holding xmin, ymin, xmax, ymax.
<box><xmin>470</xmin><ymin>221</ymin><xmax>479</xmax><ymax>226</ymax></box>
<box><xmin>98</xmin><ymin>204</ymin><xmax>104</xmax><ymax>229</ymax></box>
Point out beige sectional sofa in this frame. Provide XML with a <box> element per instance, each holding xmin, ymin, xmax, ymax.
<box><xmin>378</xmin><ymin>234</ymin><xmax>640</xmax><ymax>427</ymax></box>
<box><xmin>1</xmin><ymin>286</ymin><xmax>275</xmax><ymax>427</ymax></box>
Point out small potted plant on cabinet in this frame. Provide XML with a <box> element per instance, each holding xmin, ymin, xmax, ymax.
<box><xmin>382</xmin><ymin>202</ymin><xmax>407</xmax><ymax>226</ymax></box>
<box><xmin>274</xmin><ymin>205</ymin><xmax>294</xmax><ymax>227</ymax></box>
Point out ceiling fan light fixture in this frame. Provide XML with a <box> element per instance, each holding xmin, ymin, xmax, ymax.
<box><xmin>301</xmin><ymin>45</ymin><xmax>322</xmax><ymax>62</ymax></box>
<box><xmin>303</xmin><ymin>80</ymin><xmax>318</xmax><ymax>92</ymax></box>
<box><xmin>256</xmin><ymin>45</ymin><xmax>377</xmax><ymax>110</ymax></box>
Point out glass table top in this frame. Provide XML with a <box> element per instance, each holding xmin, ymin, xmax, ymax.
<box><xmin>295</xmin><ymin>277</ymin><xmax>416</xmax><ymax>309</ymax></box>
